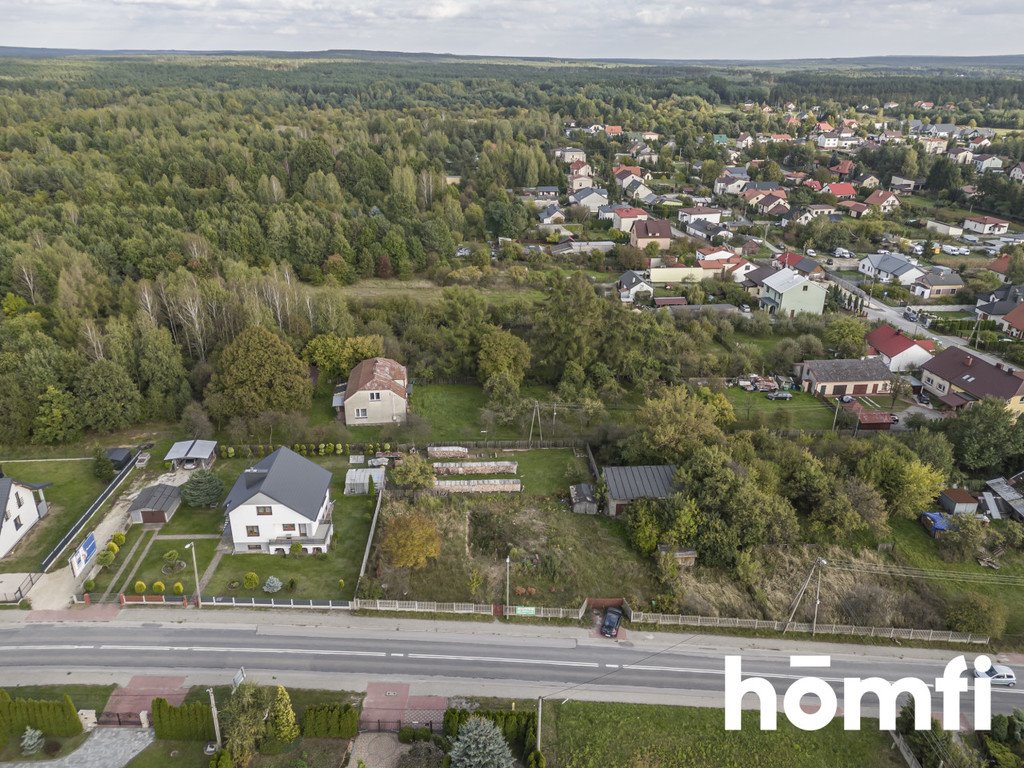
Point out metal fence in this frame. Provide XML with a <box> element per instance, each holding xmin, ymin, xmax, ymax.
<box><xmin>352</xmin><ymin>599</ymin><xmax>493</xmax><ymax>615</ymax></box>
<box><xmin>890</xmin><ymin>730</ymin><xmax>924</xmax><ymax>768</ymax></box>
<box><xmin>504</xmin><ymin>601</ymin><xmax>588</xmax><ymax>620</ymax></box>
<box><xmin>203</xmin><ymin>596</ymin><xmax>352</xmax><ymax>609</ymax></box>
<box><xmin>427</xmin><ymin>439</ymin><xmax>582</xmax><ymax>450</ymax></box>
<box><xmin>0</xmin><ymin>573</ymin><xmax>38</xmax><ymax>603</ymax></box>
<box><xmin>625</xmin><ymin>610</ymin><xmax>989</xmax><ymax>644</ymax></box>
<box><xmin>40</xmin><ymin>448</ymin><xmax>140</xmax><ymax>571</ymax></box>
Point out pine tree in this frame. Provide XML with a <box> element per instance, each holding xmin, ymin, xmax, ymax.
<box><xmin>448</xmin><ymin>717</ymin><xmax>515</xmax><ymax>768</ymax></box>
<box><xmin>267</xmin><ymin>686</ymin><xmax>299</xmax><ymax>745</ymax></box>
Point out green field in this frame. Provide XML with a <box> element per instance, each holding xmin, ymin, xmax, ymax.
<box><xmin>549</xmin><ymin>701</ymin><xmax>902</xmax><ymax>768</ymax></box>
<box><xmin>205</xmin><ymin>493</ymin><xmax>373</xmax><ymax>600</ymax></box>
<box><xmin>158</xmin><ymin>506</ymin><xmax>226</xmax><ymax>536</ymax></box>
<box><xmin>725</xmin><ymin>388</ymin><xmax>835</xmax><ymax>431</ymax></box>
<box><xmin>0</xmin><ymin>460</ymin><xmax>107</xmax><ymax>573</ymax></box>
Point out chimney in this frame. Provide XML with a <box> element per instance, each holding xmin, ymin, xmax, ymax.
<box><xmin>965</xmin><ymin>355</ymin><xmax>973</xmax><ymax>367</ymax></box>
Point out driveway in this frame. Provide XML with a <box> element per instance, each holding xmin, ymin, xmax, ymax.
<box><xmin>0</xmin><ymin>728</ymin><xmax>153</xmax><ymax>768</ymax></box>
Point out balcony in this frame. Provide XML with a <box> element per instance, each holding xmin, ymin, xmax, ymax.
<box><xmin>268</xmin><ymin>522</ymin><xmax>333</xmax><ymax>550</ymax></box>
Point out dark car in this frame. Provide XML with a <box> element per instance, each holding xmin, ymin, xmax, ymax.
<box><xmin>766</xmin><ymin>391</ymin><xmax>793</xmax><ymax>401</ymax></box>
<box><xmin>601</xmin><ymin>607</ymin><xmax>623</xmax><ymax>638</ymax></box>
<box><xmin>917</xmin><ymin>392</ymin><xmax>931</xmax><ymax>405</ymax></box>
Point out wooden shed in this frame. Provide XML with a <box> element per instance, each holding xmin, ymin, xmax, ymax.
<box><xmin>129</xmin><ymin>484</ymin><xmax>182</xmax><ymax>524</ymax></box>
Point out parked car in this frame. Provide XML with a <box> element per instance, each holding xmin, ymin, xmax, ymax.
<box><xmin>917</xmin><ymin>392</ymin><xmax>931</xmax><ymax>405</ymax></box>
<box><xmin>601</xmin><ymin>607</ymin><xmax>623</xmax><ymax>638</ymax></box>
<box><xmin>837</xmin><ymin>395</ymin><xmax>855</xmax><ymax>404</ymax></box>
<box><xmin>767</xmin><ymin>391</ymin><xmax>793</xmax><ymax>400</ymax></box>
<box><xmin>805</xmin><ymin>248</ymin><xmax>817</xmax><ymax>258</ymax></box>
<box><xmin>826</xmin><ymin>258</ymin><xmax>835</xmax><ymax>266</ymax></box>
<box><xmin>739</xmin><ymin>304</ymin><xmax>751</xmax><ymax>313</ymax></box>
<box><xmin>889</xmin><ymin>414</ymin><xmax>900</xmax><ymax>424</ymax></box>
<box><xmin>975</xmin><ymin>663</ymin><xmax>1016</xmax><ymax>687</ymax></box>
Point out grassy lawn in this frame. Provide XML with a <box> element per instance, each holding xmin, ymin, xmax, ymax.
<box><xmin>128</xmin><ymin>538</ymin><xmax>219</xmax><ymax>596</ymax></box>
<box><xmin>371</xmin><ymin>496</ymin><xmax>660</xmax><ymax>606</ymax></box>
<box><xmin>87</xmin><ymin>524</ymin><xmax>148</xmax><ymax>596</ymax></box>
<box><xmin>158</xmin><ymin>507</ymin><xmax>226</xmax><ymax>537</ymax></box>
<box><xmin>205</xmin><ymin>493</ymin><xmax>373</xmax><ymax>600</ymax></box>
<box><xmin>125</xmin><ymin>741</ymin><xmax>209</xmax><ymax>768</ymax></box>
<box><xmin>0</xmin><ymin>733</ymin><xmax>89</xmax><ymax>762</ymax></box>
<box><xmin>183</xmin><ymin>686</ymin><xmax>360</xmax><ymax>720</ymax></box>
<box><xmin>549</xmin><ymin>701</ymin><xmax>902</xmax><ymax>768</ymax></box>
<box><xmin>433</xmin><ymin>449</ymin><xmax>585</xmax><ymax>497</ymax></box>
<box><xmin>0</xmin><ymin>460</ymin><xmax>107</xmax><ymax>574</ymax></box>
<box><xmin>2</xmin><ymin>684</ymin><xmax>116</xmax><ymax>712</ymax></box>
<box><xmin>725</xmin><ymin>388</ymin><xmax>835</xmax><ymax>431</ymax></box>
<box><xmin>888</xmin><ymin>516</ymin><xmax>1024</xmax><ymax>642</ymax></box>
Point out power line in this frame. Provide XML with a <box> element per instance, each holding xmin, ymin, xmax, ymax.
<box><xmin>831</xmin><ymin>561</ymin><xmax>1024</xmax><ymax>587</ymax></box>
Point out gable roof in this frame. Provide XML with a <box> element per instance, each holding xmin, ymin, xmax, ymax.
<box><xmin>0</xmin><ymin>477</ymin><xmax>50</xmax><ymax>539</ymax></box>
<box><xmin>128</xmin><ymin>484</ymin><xmax>181</xmax><ymax>516</ymax></box>
<box><xmin>917</xmin><ymin>269</ymin><xmax>964</xmax><ymax>288</ymax></box>
<box><xmin>346</xmin><ymin>358</ymin><xmax>408</xmax><ymax>399</ymax></box>
<box><xmin>824</xmin><ymin>182</ymin><xmax>857</xmax><ymax>197</ymax></box>
<box><xmin>633</xmin><ymin>219</ymin><xmax>671</xmax><ymax>239</ymax></box>
<box><xmin>865</xmin><ymin>190</ymin><xmax>899</xmax><ymax>206</ymax></box>
<box><xmin>801</xmin><ymin>357</ymin><xmax>893</xmax><ymax>383</ymax></box>
<box><xmin>603</xmin><ymin>465</ymin><xmax>676</xmax><ymax>502</ymax></box>
<box><xmin>865</xmin><ymin>253</ymin><xmax>920</xmax><ymax>276</ymax></box>
<box><xmin>866</xmin><ymin>324</ymin><xmax>932</xmax><ymax>358</ymax></box>
<box><xmin>164</xmin><ymin>439</ymin><xmax>218</xmax><ymax>462</ymax></box>
<box><xmin>619</xmin><ymin>270</ymin><xmax>650</xmax><ymax>290</ymax></box>
<box><xmin>762</xmin><ymin>268</ymin><xmax>809</xmax><ymax>293</ymax></box>
<box><xmin>743</xmin><ymin>265</ymin><xmax>778</xmax><ymax>287</ymax></box>
<box><xmin>615</xmin><ymin>207</ymin><xmax>647</xmax><ymax>219</ymax></box>
<box><xmin>1003</xmin><ymin>303</ymin><xmax>1024</xmax><ymax>333</ymax></box>
<box><xmin>921</xmin><ymin>346</ymin><xmax>1024</xmax><ymax>401</ymax></box>
<box><xmin>224</xmin><ymin>446</ymin><xmax>333</xmax><ymax>521</ymax></box>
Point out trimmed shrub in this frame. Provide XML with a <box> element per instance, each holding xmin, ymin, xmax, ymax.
<box><xmin>263</xmin><ymin>576</ymin><xmax>283</xmax><ymax>594</ymax></box>
<box><xmin>338</xmin><ymin>579</ymin><xmax>345</xmax><ymax>592</ymax></box>
<box><xmin>173</xmin><ymin>582</ymin><xmax>185</xmax><ymax>595</ymax></box>
<box><xmin>83</xmin><ymin>579</ymin><xmax>95</xmax><ymax>592</ymax></box>
<box><xmin>289</xmin><ymin>542</ymin><xmax>302</xmax><ymax>556</ymax></box>
<box><xmin>443</xmin><ymin>708</ymin><xmax>536</xmax><ymax>761</ymax></box>
<box><xmin>106</xmin><ymin>542</ymin><xmax>120</xmax><ymax>555</ymax></box>
<box><xmin>210</xmin><ymin>750</ymin><xmax>234</xmax><ymax>768</ymax></box>
<box><xmin>243</xmin><ymin>572</ymin><xmax>259</xmax><ymax>590</ymax></box>
<box><xmin>151</xmin><ymin>698</ymin><xmax>215</xmax><ymax>741</ymax></box>
<box><xmin>96</xmin><ymin>551</ymin><xmax>115</xmax><ymax>568</ymax></box>
<box><xmin>152</xmin><ymin>581</ymin><xmax>166</xmax><ymax>594</ymax></box>
<box><xmin>1</xmin><ymin>691</ymin><xmax>83</xmax><ymax>738</ymax></box>
<box><xmin>111</xmin><ymin>532</ymin><xmax>126</xmax><ymax>546</ymax></box>
<box><xmin>398</xmin><ymin>726</ymin><xmax>415</xmax><ymax>744</ymax></box>
<box><xmin>134</xmin><ymin>581</ymin><xmax>147</xmax><ymax>594</ymax></box>
<box><xmin>300</xmin><ymin>703</ymin><xmax>359</xmax><ymax>738</ymax></box>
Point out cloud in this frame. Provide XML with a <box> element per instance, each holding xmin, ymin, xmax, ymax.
<box><xmin>0</xmin><ymin>0</ymin><xmax>1021</xmax><ymax>58</ymax></box>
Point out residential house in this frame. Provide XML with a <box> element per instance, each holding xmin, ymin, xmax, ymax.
<box><xmin>792</xmin><ymin>204</ymin><xmax>836</xmax><ymax>226</ymax></box>
<box><xmin>568</xmin><ymin>160</ymin><xmax>592</xmax><ymax>177</ymax></box>
<box><xmin>554</xmin><ymin>147</ymin><xmax>586</xmax><ymax>163</ymax></box>
<box><xmin>604</xmin><ymin>125</ymin><xmax>623</xmax><ymax>138</ymax></box>
<box><xmin>816</xmin><ymin>132</ymin><xmax>840</xmax><ymax>150</ymax></box>
<box><xmin>0</xmin><ymin>475</ymin><xmax>49</xmax><ymax>561</ymax></box>
<box><xmin>597</xmin><ymin>203</ymin><xmax>632</xmax><ymax>222</ymax></box>
<box><xmin>567</xmin><ymin>188</ymin><xmax>609</xmax><ymax>214</ymax></box>
<box><xmin>1010</xmin><ymin>162</ymin><xmax>1024</xmax><ymax>183</ymax></box>
<box><xmin>686</xmin><ymin>219</ymin><xmax>731</xmax><ymax>241</ymax></box>
<box><xmin>973</xmin><ymin>154</ymin><xmax>1004</xmax><ymax>173</ymax></box>
<box><xmin>920</xmin><ymin>346</ymin><xmax>1024</xmax><ymax>413</ymax></box>
<box><xmin>698</xmin><ymin>254</ymin><xmax>756</xmax><ymax>282</ymax></box>
<box><xmin>853</xmin><ymin>173</ymin><xmax>881</xmax><ymax>189</ymax></box>
<box><xmin>613</xmin><ymin>207</ymin><xmax>649</xmax><ymax>233</ymax></box>
<box><xmin>617</xmin><ymin>271</ymin><xmax>654</xmax><ymax>303</ymax></box>
<box><xmin>225</xmin><ymin>447</ymin><xmax>334</xmax><ymax>554</ymax></box>
<box><xmin>630</xmin><ymin>219</ymin><xmax>672</xmax><ymax>250</ymax></box>
<box><xmin>945</xmin><ymin>148</ymin><xmax>974</xmax><ymax>166</ymax></box>
<box><xmin>864</xmin><ymin>190</ymin><xmax>901</xmax><ymax>214</ymax></box>
<box><xmin>624</xmin><ymin>178</ymin><xmax>654</xmax><ymax>201</ymax></box>
<box><xmin>858</xmin><ymin>253</ymin><xmax>925</xmax><ymax>286</ymax></box>
<box><xmin>865</xmin><ymin>324</ymin><xmax>935</xmax><ymax>371</ymax></box>
<box><xmin>758</xmin><ymin>268</ymin><xmax>828</xmax><ymax>316</ymax></box>
<box><xmin>830</xmin><ymin>159</ymin><xmax>854</xmax><ymax>178</ymax></box>
<box><xmin>742</xmin><ymin>265</ymin><xmax>778</xmax><ymax>298</ymax></box>
<box><xmin>164</xmin><ymin>439</ymin><xmax>218</xmax><ymax>471</ymax></box>
<box><xmin>602</xmin><ymin>465</ymin><xmax>676</xmax><ymax>517</ymax></box>
<box><xmin>128</xmin><ymin>484</ymin><xmax>182</xmax><ymax>525</ymax></box>
<box><xmin>890</xmin><ymin>176</ymin><xmax>920</xmax><ymax>194</ymax></box>
<box><xmin>537</xmin><ymin>204</ymin><xmax>565</xmax><ymax>224</ymax></box>
<box><xmin>985</xmin><ymin>255</ymin><xmax>1017</xmax><ymax>284</ymax></box>
<box><xmin>912</xmin><ymin>267</ymin><xmax>964</xmax><ymax>299</ymax></box>
<box><xmin>919</xmin><ymin>136</ymin><xmax>947</xmax><ymax>155</ymax></box>
<box><xmin>795</xmin><ymin>357</ymin><xmax>893</xmax><ymax>397</ymax></box>
<box><xmin>976</xmin><ymin>285</ymin><xmax>1024</xmax><ymax>321</ymax></box>
<box><xmin>714</xmin><ymin>175</ymin><xmax>748</xmax><ymax>195</ymax></box>
<box><xmin>568</xmin><ymin>174</ymin><xmax>594</xmax><ymax>193</ymax></box>
<box><xmin>838</xmin><ymin>200</ymin><xmax>870</xmax><ymax>218</ymax></box>
<box><xmin>736</xmin><ymin>132</ymin><xmax>754</xmax><ymax>148</ymax></box>
<box><xmin>755</xmin><ymin>193</ymin><xmax>790</xmax><ymax>217</ymax></box>
<box><xmin>773</xmin><ymin>252</ymin><xmax>825</xmax><ymax>279</ymax></box>
<box><xmin>998</xmin><ymin>303</ymin><xmax>1024</xmax><ymax>339</ymax></box>
<box><xmin>678</xmin><ymin>206</ymin><xmax>724</xmax><ymax>225</ymax></box>
<box><xmin>964</xmin><ymin>216</ymin><xmax>1009</xmax><ymax>236</ymax></box>
<box><xmin>339</xmin><ymin>358</ymin><xmax>409</xmax><ymax>426</ymax></box>
<box><xmin>969</xmin><ymin>136</ymin><xmax>992</xmax><ymax>152</ymax></box>
<box><xmin>823</xmin><ymin>182</ymin><xmax>857</xmax><ymax>199</ymax></box>
<box><xmin>880</xmin><ymin>130</ymin><xmax>904</xmax><ymax>143</ymax></box>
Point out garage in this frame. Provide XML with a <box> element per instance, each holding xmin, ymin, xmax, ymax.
<box><xmin>853</xmin><ymin>384</ymin><xmax>868</xmax><ymax>395</ymax></box>
<box><xmin>129</xmin><ymin>484</ymin><xmax>182</xmax><ymax>525</ymax></box>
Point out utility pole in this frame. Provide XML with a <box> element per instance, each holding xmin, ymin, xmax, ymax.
<box><xmin>536</xmin><ymin>696</ymin><xmax>542</xmax><ymax>754</ymax></box>
<box><xmin>505</xmin><ymin>555</ymin><xmax>511</xmax><ymax>608</ymax></box>
<box><xmin>812</xmin><ymin>559</ymin><xmax>827</xmax><ymax>635</ymax></box>
<box><xmin>185</xmin><ymin>541</ymin><xmax>201</xmax><ymax>608</ymax></box>
<box><xmin>208</xmin><ymin>688</ymin><xmax>222</xmax><ymax>746</ymax></box>
<box><xmin>784</xmin><ymin>560</ymin><xmax>818</xmax><ymax>632</ymax></box>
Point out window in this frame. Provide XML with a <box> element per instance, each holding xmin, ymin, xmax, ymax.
<box><xmin>802</xmin><ymin>285</ymin><xmax>808</xmax><ymax>291</ymax></box>
<box><xmin>282</xmin><ymin>524</ymin><xmax>296</xmax><ymax>532</ymax></box>
<box><xmin>247</xmin><ymin>544</ymin><xmax>262</xmax><ymax>551</ymax></box>
<box><xmin>369</xmin><ymin>391</ymin><xmax>382</xmax><ymax>402</ymax></box>
<box><xmin>256</xmin><ymin>506</ymin><xmax>272</xmax><ymax>516</ymax></box>
<box><xmin>246</xmin><ymin>525</ymin><xmax>260</xmax><ymax>537</ymax></box>
<box><xmin>13</xmin><ymin>516</ymin><xmax>22</xmax><ymax>531</ymax></box>
<box><xmin>14</xmin><ymin>492</ymin><xmax>22</xmax><ymax>508</ymax></box>
<box><xmin>355</xmin><ymin>408</ymin><xmax>368</xmax><ymax>419</ymax></box>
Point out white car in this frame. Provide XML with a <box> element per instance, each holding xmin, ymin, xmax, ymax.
<box><xmin>805</xmin><ymin>248</ymin><xmax>816</xmax><ymax>258</ymax></box>
<box><xmin>975</xmin><ymin>663</ymin><xmax>1016</xmax><ymax>687</ymax></box>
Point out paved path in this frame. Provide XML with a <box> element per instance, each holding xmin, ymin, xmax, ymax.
<box><xmin>104</xmin><ymin>532</ymin><xmax>156</xmax><ymax>602</ymax></box>
<box><xmin>197</xmin><ymin>548</ymin><xmax>225</xmax><ymax>593</ymax></box>
<box><xmin>155</xmin><ymin>534</ymin><xmax>222</xmax><ymax>540</ymax></box>
<box><xmin>0</xmin><ymin>728</ymin><xmax>153</xmax><ymax>768</ymax></box>
<box><xmin>350</xmin><ymin>733</ymin><xmax>408</xmax><ymax>768</ymax></box>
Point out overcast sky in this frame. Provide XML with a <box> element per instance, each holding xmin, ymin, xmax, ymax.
<box><xmin>3</xmin><ymin>0</ymin><xmax>1023</xmax><ymax>59</ymax></box>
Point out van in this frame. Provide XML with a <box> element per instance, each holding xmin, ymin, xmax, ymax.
<box><xmin>941</xmin><ymin>244</ymin><xmax>959</xmax><ymax>255</ymax></box>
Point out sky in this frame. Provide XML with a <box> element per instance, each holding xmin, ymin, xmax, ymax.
<box><xmin>3</xmin><ymin>0</ymin><xmax>1024</xmax><ymax>60</ymax></box>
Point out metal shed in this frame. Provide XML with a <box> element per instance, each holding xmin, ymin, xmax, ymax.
<box><xmin>129</xmin><ymin>484</ymin><xmax>182</xmax><ymax>524</ymax></box>
<box><xmin>344</xmin><ymin>467</ymin><xmax>386</xmax><ymax>496</ymax></box>
<box><xmin>105</xmin><ymin>447</ymin><xmax>133</xmax><ymax>471</ymax></box>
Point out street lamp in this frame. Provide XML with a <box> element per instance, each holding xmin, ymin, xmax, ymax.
<box><xmin>184</xmin><ymin>542</ymin><xmax>201</xmax><ymax>609</ymax></box>
<box><xmin>207</xmin><ymin>688</ymin><xmax>222</xmax><ymax>746</ymax></box>
<box><xmin>505</xmin><ymin>555</ymin><xmax>511</xmax><ymax>608</ymax></box>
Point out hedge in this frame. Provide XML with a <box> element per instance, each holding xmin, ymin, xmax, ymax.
<box><xmin>443</xmin><ymin>708</ymin><xmax>536</xmax><ymax>761</ymax></box>
<box><xmin>300</xmin><ymin>703</ymin><xmax>359</xmax><ymax>739</ymax></box>
<box><xmin>0</xmin><ymin>690</ymin><xmax>82</xmax><ymax>738</ymax></box>
<box><xmin>151</xmin><ymin>698</ymin><xmax>215</xmax><ymax>741</ymax></box>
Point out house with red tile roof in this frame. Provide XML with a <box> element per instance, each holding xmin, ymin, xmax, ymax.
<box><xmin>830</xmin><ymin>159</ymin><xmax>854</xmax><ymax>177</ymax></box>
<box><xmin>865</xmin><ymin>324</ymin><xmax>935</xmax><ymax>371</ymax></box>
<box><xmin>964</xmin><ymin>216</ymin><xmax>1009</xmax><ymax>235</ymax></box>
<box><xmin>838</xmin><ymin>200</ymin><xmax>869</xmax><ymax>217</ymax></box>
<box><xmin>998</xmin><ymin>303</ymin><xmax>1024</xmax><ymax>339</ymax></box>
<box><xmin>864</xmin><ymin>189</ymin><xmax>901</xmax><ymax>213</ymax></box>
<box><xmin>823</xmin><ymin>182</ymin><xmax>857</xmax><ymax>199</ymax></box>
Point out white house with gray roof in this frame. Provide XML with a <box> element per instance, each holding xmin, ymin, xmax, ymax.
<box><xmin>858</xmin><ymin>253</ymin><xmax>925</xmax><ymax>286</ymax></box>
<box><xmin>0</xmin><ymin>475</ymin><xmax>49</xmax><ymax>561</ymax></box>
<box><xmin>225</xmin><ymin>447</ymin><xmax>334</xmax><ymax>554</ymax></box>
<box><xmin>758</xmin><ymin>268</ymin><xmax>827</xmax><ymax>317</ymax></box>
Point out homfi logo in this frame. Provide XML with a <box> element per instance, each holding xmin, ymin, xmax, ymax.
<box><xmin>724</xmin><ymin>655</ymin><xmax>992</xmax><ymax>731</ymax></box>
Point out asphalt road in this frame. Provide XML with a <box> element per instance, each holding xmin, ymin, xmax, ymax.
<box><xmin>2</xmin><ymin>622</ymin><xmax>1021</xmax><ymax>720</ymax></box>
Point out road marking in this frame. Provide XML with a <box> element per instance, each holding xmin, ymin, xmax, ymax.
<box><xmin>408</xmin><ymin>653</ymin><xmax>599</xmax><ymax>668</ymax></box>
<box><xmin>391</xmin><ymin>653</ymin><xmax>405</xmax><ymax>657</ymax></box>
<box><xmin>99</xmin><ymin>645</ymin><xmax>386</xmax><ymax>657</ymax></box>
<box><xmin>2</xmin><ymin>645</ymin><xmax>94</xmax><ymax>651</ymax></box>
<box><xmin>605</xmin><ymin>664</ymin><xmax>619</xmax><ymax>669</ymax></box>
